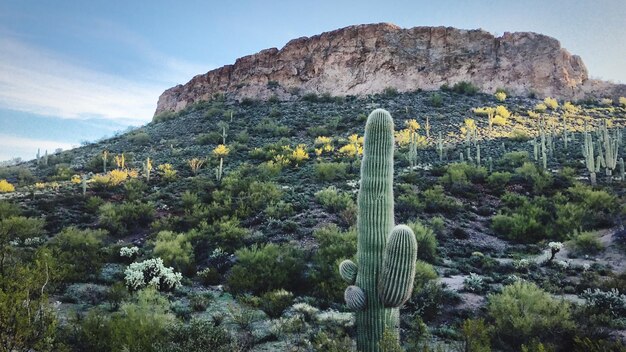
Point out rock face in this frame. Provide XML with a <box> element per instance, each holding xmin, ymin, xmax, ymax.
<box><xmin>155</xmin><ymin>23</ymin><xmax>625</xmax><ymax>116</ymax></box>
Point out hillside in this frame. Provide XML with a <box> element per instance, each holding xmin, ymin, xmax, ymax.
<box><xmin>1</xmin><ymin>88</ymin><xmax>626</xmax><ymax>351</ymax></box>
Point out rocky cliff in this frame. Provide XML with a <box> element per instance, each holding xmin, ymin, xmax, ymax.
<box><xmin>155</xmin><ymin>23</ymin><xmax>625</xmax><ymax>116</ymax></box>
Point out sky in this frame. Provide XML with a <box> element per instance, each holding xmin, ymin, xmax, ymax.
<box><xmin>1</xmin><ymin>0</ymin><xmax>625</xmax><ymax>161</ymax></box>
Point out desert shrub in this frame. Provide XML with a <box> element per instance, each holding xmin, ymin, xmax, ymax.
<box><xmin>509</xmin><ymin>128</ymin><xmax>531</xmax><ymax>142</ymax></box>
<box><xmin>98</xmin><ymin>201</ymin><xmax>154</xmax><ymax>237</ymax></box>
<box><xmin>572</xmin><ymin>337</ymin><xmax>626</xmax><ymax>352</ymax></box>
<box><xmin>487</xmin><ymin>172</ymin><xmax>512</xmax><ymax>193</ymax></box>
<box><xmin>309</xmin><ymin>224</ymin><xmax>357</xmax><ymax>304</ymax></box>
<box><xmin>580</xmin><ymin>288</ymin><xmax>626</xmax><ymax>319</ymax></box>
<box><xmin>153</xmin><ymin>231</ymin><xmax>194</xmax><ymax>273</ymax></box>
<box><xmin>491</xmin><ymin>211</ymin><xmax>545</xmax><ymax>243</ymax></box>
<box><xmin>195</xmin><ymin>132</ymin><xmax>222</xmax><ymax>145</ymax></box>
<box><xmin>199</xmin><ymin>216</ymin><xmax>249</xmax><ymax>252</ymax></box>
<box><xmin>566</xmin><ymin>184</ymin><xmax>617</xmax><ymax>228</ymax></box>
<box><xmin>228</xmin><ymin>243</ymin><xmax>306</xmax><ymax>295</ymax></box>
<box><xmin>408</xmin><ymin>281</ymin><xmax>459</xmax><ymax>322</ymax></box>
<box><xmin>451</xmin><ymin>81</ymin><xmax>479</xmax><ymax>95</ymax></box>
<box><xmin>406</xmin><ymin>220</ymin><xmax>438</xmax><ymax>263</ymax></box>
<box><xmin>0</xmin><ymin>201</ymin><xmax>20</xmax><ymax>220</ymax></box>
<box><xmin>515</xmin><ymin>162</ymin><xmax>553</xmax><ymax>193</ymax></box>
<box><xmin>422</xmin><ymin>185</ymin><xmax>461</xmax><ymax>214</ymax></box>
<box><xmin>488</xmin><ymin>281</ymin><xmax>573</xmax><ymax>349</ymax></box>
<box><xmin>153</xmin><ymin>318</ymin><xmax>234</xmax><ymax>352</ymax></box>
<box><xmin>261</xmin><ymin>289</ymin><xmax>294</xmax><ymax>318</ymax></box>
<box><xmin>0</xmin><ymin>179</ymin><xmax>15</xmax><ymax>193</ymax></box>
<box><xmin>544</xmin><ymin>97</ymin><xmax>559</xmax><ymax>110</ymax></box>
<box><xmin>68</xmin><ymin>288</ymin><xmax>174</xmax><ymax>352</ymax></box>
<box><xmin>50</xmin><ymin>227</ymin><xmax>108</xmax><ymax>282</ymax></box>
<box><xmin>128</xmin><ymin>132</ymin><xmax>150</xmax><ymax>145</ymax></box>
<box><xmin>315</xmin><ymin>186</ymin><xmax>354</xmax><ymax>213</ymax></box>
<box><xmin>314</xmin><ymin>162</ymin><xmax>349</xmax><ymax>181</ymax></box>
<box><xmin>499</xmin><ymin>151</ymin><xmax>530</xmax><ymax>169</ymax></box>
<box><xmin>569</xmin><ymin>230</ymin><xmax>604</xmax><ymax>255</ymax></box>
<box><xmin>413</xmin><ymin>260</ymin><xmax>438</xmax><ymax>292</ymax></box>
<box><xmin>153</xmin><ymin>111</ymin><xmax>177</xmax><ymax>123</ymax></box>
<box><xmin>463</xmin><ymin>273</ymin><xmax>486</xmax><ymax>293</ymax></box>
<box><xmin>460</xmin><ymin>318</ymin><xmax>492</xmax><ymax>352</ymax></box>
<box><xmin>430</xmin><ymin>93</ymin><xmax>443</xmax><ymax>107</ymax></box>
<box><xmin>0</xmin><ymin>216</ymin><xmax>45</xmax><ymax>247</ymax></box>
<box><xmin>63</xmin><ymin>283</ymin><xmax>109</xmax><ymax>305</ymax></box>
<box><xmin>441</xmin><ymin>163</ymin><xmax>487</xmax><ymax>191</ymax></box>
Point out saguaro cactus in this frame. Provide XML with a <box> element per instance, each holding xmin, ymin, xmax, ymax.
<box><xmin>338</xmin><ymin>109</ymin><xmax>418</xmax><ymax>352</ymax></box>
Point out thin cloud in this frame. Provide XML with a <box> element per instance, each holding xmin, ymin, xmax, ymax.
<box><xmin>0</xmin><ymin>134</ymin><xmax>74</xmax><ymax>162</ymax></box>
<box><xmin>0</xmin><ymin>36</ymin><xmax>206</xmax><ymax>125</ymax></box>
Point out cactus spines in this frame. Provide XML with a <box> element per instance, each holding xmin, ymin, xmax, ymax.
<box><xmin>345</xmin><ymin>285</ymin><xmax>367</xmax><ymax>311</ymax></box>
<box><xmin>339</xmin><ymin>259</ymin><xmax>358</xmax><ymax>284</ymax></box>
<box><xmin>379</xmin><ymin>225</ymin><xmax>417</xmax><ymax>307</ymax></box>
<box><xmin>338</xmin><ymin>109</ymin><xmax>418</xmax><ymax>352</ymax></box>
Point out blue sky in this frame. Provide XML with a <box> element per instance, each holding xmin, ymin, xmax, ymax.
<box><xmin>1</xmin><ymin>0</ymin><xmax>625</xmax><ymax>161</ymax></box>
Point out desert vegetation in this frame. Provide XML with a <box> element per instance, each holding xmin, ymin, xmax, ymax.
<box><xmin>1</xmin><ymin>87</ymin><xmax>626</xmax><ymax>351</ymax></box>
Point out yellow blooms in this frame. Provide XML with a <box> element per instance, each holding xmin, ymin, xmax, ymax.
<box><xmin>395</xmin><ymin>129</ymin><xmax>427</xmax><ymax>148</ymax></box>
<box><xmin>273</xmin><ymin>154</ymin><xmax>290</xmax><ymax>166</ymax></box>
<box><xmin>619</xmin><ymin>97</ymin><xmax>626</xmax><ymax>107</ymax></box>
<box><xmin>460</xmin><ymin>118</ymin><xmax>477</xmax><ymax>136</ymax></box>
<box><xmin>314</xmin><ymin>136</ymin><xmax>332</xmax><ymax>146</ymax></box>
<box><xmin>0</xmin><ymin>179</ymin><xmax>15</xmax><ymax>193</ymax></box>
<box><xmin>563</xmin><ymin>101</ymin><xmax>579</xmax><ymax>114</ymax></box>
<box><xmin>71</xmin><ymin>175</ymin><xmax>81</xmax><ymax>184</ymax></box>
<box><xmin>35</xmin><ymin>182</ymin><xmax>46</xmax><ymax>190</ymax></box>
<box><xmin>291</xmin><ymin>145</ymin><xmax>309</xmax><ymax>165</ymax></box>
<box><xmin>315</xmin><ymin>148</ymin><xmax>323</xmax><ymax>156</ymax></box>
<box><xmin>91</xmin><ymin>174</ymin><xmax>112</xmax><ymax>186</ymax></box>
<box><xmin>158</xmin><ymin>164</ymin><xmax>177</xmax><ymax>182</ymax></box>
<box><xmin>109</xmin><ymin>169</ymin><xmax>129</xmax><ymax>186</ymax></box>
<box><xmin>527</xmin><ymin>110</ymin><xmax>540</xmax><ymax>119</ymax></box>
<box><xmin>495</xmin><ymin>91</ymin><xmax>506</xmax><ymax>102</ymax></box>
<box><xmin>600</xmin><ymin>98</ymin><xmax>613</xmax><ymax>106</ymax></box>
<box><xmin>404</xmin><ymin>119</ymin><xmax>420</xmax><ymax>132</ymax></box>
<box><xmin>188</xmin><ymin>158</ymin><xmax>205</xmax><ymax>175</ymax></box>
<box><xmin>495</xmin><ymin>105</ymin><xmax>511</xmax><ymax>119</ymax></box>
<box><xmin>114</xmin><ymin>154</ymin><xmax>125</xmax><ymax>169</ymax></box>
<box><xmin>338</xmin><ymin>134</ymin><xmax>364</xmax><ymax>157</ymax></box>
<box><xmin>128</xmin><ymin>169</ymin><xmax>139</xmax><ymax>178</ymax></box>
<box><xmin>543</xmin><ymin>97</ymin><xmax>558</xmax><ymax>110</ymax></box>
<box><xmin>213</xmin><ymin>144</ymin><xmax>230</xmax><ymax>158</ymax></box>
<box><xmin>534</xmin><ymin>103</ymin><xmax>547</xmax><ymax>113</ymax></box>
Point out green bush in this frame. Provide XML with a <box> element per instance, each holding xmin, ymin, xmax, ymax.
<box><xmin>309</xmin><ymin>224</ymin><xmax>357</xmax><ymax>304</ymax></box>
<box><xmin>261</xmin><ymin>289</ymin><xmax>294</xmax><ymax>318</ymax></box>
<box><xmin>461</xmin><ymin>318</ymin><xmax>492</xmax><ymax>352</ymax></box>
<box><xmin>228</xmin><ymin>243</ymin><xmax>305</xmax><ymax>295</ymax></box>
<box><xmin>315</xmin><ymin>186</ymin><xmax>354</xmax><ymax>213</ymax></box>
<box><xmin>487</xmin><ymin>172</ymin><xmax>512</xmax><ymax>193</ymax></box>
<box><xmin>569</xmin><ymin>230</ymin><xmax>604</xmax><ymax>255</ymax></box>
<box><xmin>413</xmin><ymin>260</ymin><xmax>438</xmax><ymax>292</ymax></box>
<box><xmin>50</xmin><ymin>227</ymin><xmax>108</xmax><ymax>282</ymax></box>
<box><xmin>451</xmin><ymin>81</ymin><xmax>479</xmax><ymax>95</ymax></box>
<box><xmin>488</xmin><ymin>281</ymin><xmax>573</xmax><ymax>349</ymax></box>
<box><xmin>153</xmin><ymin>111</ymin><xmax>177</xmax><ymax>123</ymax></box>
<box><xmin>499</xmin><ymin>151</ymin><xmax>530</xmax><ymax>169</ymax></box>
<box><xmin>127</xmin><ymin>132</ymin><xmax>150</xmax><ymax>145</ymax></box>
<box><xmin>153</xmin><ymin>318</ymin><xmax>234</xmax><ymax>352</ymax></box>
<box><xmin>422</xmin><ymin>185</ymin><xmax>461</xmax><ymax>214</ymax></box>
<box><xmin>407</xmin><ymin>220</ymin><xmax>438</xmax><ymax>263</ymax></box>
<box><xmin>98</xmin><ymin>201</ymin><xmax>155</xmax><ymax>237</ymax></box>
<box><xmin>567</xmin><ymin>184</ymin><xmax>617</xmax><ymax>228</ymax></box>
<box><xmin>68</xmin><ymin>288</ymin><xmax>174</xmax><ymax>352</ymax></box>
<box><xmin>195</xmin><ymin>132</ymin><xmax>222</xmax><ymax>145</ymax></box>
<box><xmin>515</xmin><ymin>162</ymin><xmax>553</xmax><ymax>193</ymax></box>
<box><xmin>314</xmin><ymin>162</ymin><xmax>349</xmax><ymax>181</ymax></box>
<box><xmin>153</xmin><ymin>230</ymin><xmax>194</xmax><ymax>273</ymax></box>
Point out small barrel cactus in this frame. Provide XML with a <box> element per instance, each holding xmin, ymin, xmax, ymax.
<box><xmin>339</xmin><ymin>109</ymin><xmax>418</xmax><ymax>352</ymax></box>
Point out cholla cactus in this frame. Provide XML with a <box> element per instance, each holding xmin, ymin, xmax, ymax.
<box><xmin>124</xmin><ymin>258</ymin><xmax>182</xmax><ymax>291</ymax></box>
<box><xmin>338</xmin><ymin>109</ymin><xmax>417</xmax><ymax>352</ymax></box>
<box><xmin>547</xmin><ymin>242</ymin><xmax>563</xmax><ymax>264</ymax></box>
<box><xmin>120</xmin><ymin>246</ymin><xmax>139</xmax><ymax>258</ymax></box>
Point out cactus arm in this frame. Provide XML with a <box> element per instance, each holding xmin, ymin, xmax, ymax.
<box><xmin>378</xmin><ymin>225</ymin><xmax>417</xmax><ymax>307</ymax></box>
<box><xmin>339</xmin><ymin>259</ymin><xmax>358</xmax><ymax>284</ymax></box>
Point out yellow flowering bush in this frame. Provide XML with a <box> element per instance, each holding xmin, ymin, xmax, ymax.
<box><xmin>35</xmin><ymin>182</ymin><xmax>46</xmax><ymax>190</ymax></box>
<box><xmin>460</xmin><ymin>118</ymin><xmax>477</xmax><ymax>137</ymax></box>
<box><xmin>291</xmin><ymin>145</ymin><xmax>309</xmax><ymax>165</ymax></box>
<box><xmin>314</xmin><ymin>136</ymin><xmax>332</xmax><ymax>146</ymax></box>
<box><xmin>71</xmin><ymin>175</ymin><xmax>81</xmax><ymax>184</ymax></box>
<box><xmin>495</xmin><ymin>91</ymin><xmax>506</xmax><ymax>102</ymax></box>
<box><xmin>158</xmin><ymin>164</ymin><xmax>177</xmax><ymax>182</ymax></box>
<box><xmin>213</xmin><ymin>144</ymin><xmax>230</xmax><ymax>158</ymax></box>
<box><xmin>543</xmin><ymin>97</ymin><xmax>558</xmax><ymax>110</ymax></box>
<box><xmin>619</xmin><ymin>97</ymin><xmax>626</xmax><ymax>107</ymax></box>
<box><xmin>404</xmin><ymin>119</ymin><xmax>420</xmax><ymax>132</ymax></box>
<box><xmin>534</xmin><ymin>103</ymin><xmax>547</xmax><ymax>113</ymax></box>
<box><xmin>109</xmin><ymin>169</ymin><xmax>129</xmax><ymax>186</ymax></box>
<box><xmin>0</xmin><ymin>179</ymin><xmax>15</xmax><ymax>193</ymax></box>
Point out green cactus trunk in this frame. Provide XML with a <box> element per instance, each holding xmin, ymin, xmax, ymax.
<box><xmin>340</xmin><ymin>109</ymin><xmax>417</xmax><ymax>352</ymax></box>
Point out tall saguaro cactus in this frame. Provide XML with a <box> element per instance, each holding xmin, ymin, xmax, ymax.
<box><xmin>339</xmin><ymin>109</ymin><xmax>418</xmax><ymax>352</ymax></box>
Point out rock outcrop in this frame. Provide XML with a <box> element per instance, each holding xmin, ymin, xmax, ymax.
<box><xmin>155</xmin><ymin>23</ymin><xmax>625</xmax><ymax>116</ymax></box>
